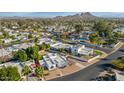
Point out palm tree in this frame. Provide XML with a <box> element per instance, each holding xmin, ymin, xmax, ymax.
<box><xmin>35</xmin><ymin>67</ymin><xmax>44</xmax><ymax>80</ymax></box>
<box><xmin>21</xmin><ymin>65</ymin><xmax>31</xmax><ymax>81</ymax></box>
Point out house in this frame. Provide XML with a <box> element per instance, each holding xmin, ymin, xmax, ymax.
<box><xmin>0</xmin><ymin>42</ymin><xmax>34</xmax><ymax>58</ymax></box>
<box><xmin>43</xmin><ymin>55</ymin><xmax>56</xmax><ymax>70</ymax></box>
<box><xmin>12</xmin><ymin>43</ymin><xmax>34</xmax><ymax>50</ymax></box>
<box><xmin>0</xmin><ymin>48</ymin><xmax>10</xmax><ymax>57</ymax></box>
<box><xmin>79</xmin><ymin>31</ymin><xmax>92</xmax><ymax>40</ymax></box>
<box><xmin>48</xmin><ymin>53</ymin><xmax>68</xmax><ymax>68</ymax></box>
<box><xmin>0</xmin><ymin>62</ymin><xmax>24</xmax><ymax>74</ymax></box>
<box><xmin>6</xmin><ymin>47</ymin><xmax>14</xmax><ymax>52</ymax></box>
<box><xmin>38</xmin><ymin>38</ymin><xmax>51</xmax><ymax>45</ymax></box>
<box><xmin>50</xmin><ymin>42</ymin><xmax>72</xmax><ymax>51</ymax></box>
<box><xmin>12</xmin><ymin>26</ymin><xmax>18</xmax><ymax>29</ymax></box>
<box><xmin>71</xmin><ymin>45</ymin><xmax>93</xmax><ymax>56</ymax></box>
<box><xmin>47</xmin><ymin>27</ymin><xmax>54</xmax><ymax>32</ymax></box>
<box><xmin>43</xmin><ymin>53</ymin><xmax>68</xmax><ymax>70</ymax></box>
<box><xmin>2</xmin><ymin>38</ymin><xmax>12</xmax><ymax>44</ymax></box>
<box><xmin>0</xmin><ymin>32</ymin><xmax>2</xmax><ymax>35</ymax></box>
<box><xmin>113</xmin><ymin>27</ymin><xmax>124</xmax><ymax>34</ymax></box>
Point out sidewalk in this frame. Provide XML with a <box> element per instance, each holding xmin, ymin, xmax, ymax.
<box><xmin>88</xmin><ymin>50</ymin><xmax>107</xmax><ymax>64</ymax></box>
<box><xmin>47</xmin><ymin>42</ymin><xmax>124</xmax><ymax>81</ymax></box>
<box><xmin>87</xmin><ymin>42</ymin><xmax>124</xmax><ymax>66</ymax></box>
<box><xmin>110</xmin><ymin>41</ymin><xmax>124</xmax><ymax>54</ymax></box>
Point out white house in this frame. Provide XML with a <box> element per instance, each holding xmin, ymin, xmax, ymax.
<box><xmin>48</xmin><ymin>53</ymin><xmax>68</xmax><ymax>68</ymax></box>
<box><xmin>71</xmin><ymin>45</ymin><xmax>93</xmax><ymax>56</ymax></box>
<box><xmin>0</xmin><ymin>32</ymin><xmax>2</xmax><ymax>35</ymax></box>
<box><xmin>50</xmin><ymin>42</ymin><xmax>72</xmax><ymax>50</ymax></box>
<box><xmin>0</xmin><ymin>48</ymin><xmax>11</xmax><ymax>57</ymax></box>
<box><xmin>113</xmin><ymin>27</ymin><xmax>124</xmax><ymax>34</ymax></box>
<box><xmin>43</xmin><ymin>55</ymin><xmax>56</xmax><ymax>70</ymax></box>
<box><xmin>43</xmin><ymin>53</ymin><xmax>68</xmax><ymax>70</ymax></box>
<box><xmin>0</xmin><ymin>62</ymin><xmax>24</xmax><ymax>74</ymax></box>
<box><xmin>38</xmin><ymin>38</ymin><xmax>51</xmax><ymax>45</ymax></box>
<box><xmin>2</xmin><ymin>38</ymin><xmax>12</xmax><ymax>44</ymax></box>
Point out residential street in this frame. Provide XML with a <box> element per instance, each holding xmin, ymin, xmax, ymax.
<box><xmin>51</xmin><ymin>45</ymin><xmax>124</xmax><ymax>81</ymax></box>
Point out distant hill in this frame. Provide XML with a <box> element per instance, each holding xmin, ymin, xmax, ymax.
<box><xmin>54</xmin><ymin>12</ymin><xmax>98</xmax><ymax>21</ymax></box>
<box><xmin>0</xmin><ymin>12</ymin><xmax>122</xmax><ymax>21</ymax></box>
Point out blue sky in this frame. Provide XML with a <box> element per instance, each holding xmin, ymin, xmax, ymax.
<box><xmin>0</xmin><ymin>12</ymin><xmax>124</xmax><ymax>18</ymax></box>
<box><xmin>92</xmin><ymin>12</ymin><xmax>124</xmax><ymax>18</ymax></box>
<box><xmin>0</xmin><ymin>12</ymin><xmax>77</xmax><ymax>17</ymax></box>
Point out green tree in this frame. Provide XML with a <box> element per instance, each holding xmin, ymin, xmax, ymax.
<box><xmin>46</xmin><ymin>43</ymin><xmax>51</xmax><ymax>50</ymax></box>
<box><xmin>39</xmin><ymin>43</ymin><xmax>50</xmax><ymax>50</ymax></box>
<box><xmin>35</xmin><ymin>67</ymin><xmax>44</xmax><ymax>80</ymax></box>
<box><xmin>106</xmin><ymin>38</ymin><xmax>117</xmax><ymax>45</ymax></box>
<box><xmin>0</xmin><ymin>66</ymin><xmax>21</xmax><ymax>81</ymax></box>
<box><xmin>26</xmin><ymin>45</ymin><xmax>40</xmax><ymax>60</ymax></box>
<box><xmin>51</xmin><ymin>35</ymin><xmax>56</xmax><ymax>41</ymax></box>
<box><xmin>92</xmin><ymin>21</ymin><xmax>116</xmax><ymax>45</ymax></box>
<box><xmin>28</xmin><ymin>34</ymin><xmax>33</xmax><ymax>39</ymax></box>
<box><xmin>34</xmin><ymin>37</ymin><xmax>38</xmax><ymax>43</ymax></box>
<box><xmin>0</xmin><ymin>39</ymin><xmax>3</xmax><ymax>47</ymax></box>
<box><xmin>21</xmin><ymin>65</ymin><xmax>31</xmax><ymax>81</ymax></box>
<box><xmin>0</xmin><ymin>35</ymin><xmax>4</xmax><ymax>39</ymax></box>
<box><xmin>31</xmin><ymin>45</ymin><xmax>39</xmax><ymax>60</ymax></box>
<box><xmin>2</xmin><ymin>31</ymin><xmax>9</xmax><ymax>38</ymax></box>
<box><xmin>15</xmin><ymin>50</ymin><xmax>28</xmax><ymax>62</ymax></box>
<box><xmin>40</xmin><ymin>43</ymin><xmax>47</xmax><ymax>50</ymax></box>
<box><xmin>10</xmin><ymin>35</ymin><xmax>15</xmax><ymax>40</ymax></box>
<box><xmin>93</xmin><ymin>21</ymin><xmax>113</xmax><ymax>38</ymax></box>
<box><xmin>26</xmin><ymin>47</ymin><xmax>32</xmax><ymax>58</ymax></box>
<box><xmin>89</xmin><ymin>32</ymin><xmax>99</xmax><ymax>44</ymax></box>
<box><xmin>75</xmin><ymin>24</ymin><xmax>83</xmax><ymax>34</ymax></box>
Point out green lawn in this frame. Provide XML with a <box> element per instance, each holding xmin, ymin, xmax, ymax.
<box><xmin>111</xmin><ymin>59</ymin><xmax>124</xmax><ymax>70</ymax></box>
<box><xmin>94</xmin><ymin>50</ymin><xmax>102</xmax><ymax>55</ymax></box>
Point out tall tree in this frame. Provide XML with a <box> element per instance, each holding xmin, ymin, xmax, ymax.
<box><xmin>28</xmin><ymin>34</ymin><xmax>33</xmax><ymax>39</ymax></box>
<box><xmin>75</xmin><ymin>24</ymin><xmax>83</xmax><ymax>34</ymax></box>
<box><xmin>26</xmin><ymin>45</ymin><xmax>41</xmax><ymax>60</ymax></box>
<box><xmin>0</xmin><ymin>66</ymin><xmax>21</xmax><ymax>81</ymax></box>
<box><xmin>35</xmin><ymin>67</ymin><xmax>44</xmax><ymax>80</ymax></box>
<box><xmin>21</xmin><ymin>65</ymin><xmax>31</xmax><ymax>81</ymax></box>
<box><xmin>89</xmin><ymin>32</ymin><xmax>99</xmax><ymax>44</ymax></box>
<box><xmin>2</xmin><ymin>31</ymin><xmax>9</xmax><ymax>38</ymax></box>
<box><xmin>14</xmin><ymin>50</ymin><xmax>28</xmax><ymax>62</ymax></box>
<box><xmin>93</xmin><ymin>21</ymin><xmax>113</xmax><ymax>38</ymax></box>
<box><xmin>31</xmin><ymin>45</ymin><xmax>39</xmax><ymax>60</ymax></box>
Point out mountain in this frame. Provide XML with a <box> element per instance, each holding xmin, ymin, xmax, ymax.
<box><xmin>0</xmin><ymin>12</ymin><xmax>99</xmax><ymax>21</ymax></box>
<box><xmin>80</xmin><ymin>12</ymin><xmax>97</xmax><ymax>19</ymax></box>
<box><xmin>81</xmin><ymin>12</ymin><xmax>93</xmax><ymax>16</ymax></box>
<box><xmin>54</xmin><ymin>12</ymin><xmax>98</xmax><ymax>21</ymax></box>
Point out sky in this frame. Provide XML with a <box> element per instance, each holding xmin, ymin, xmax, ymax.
<box><xmin>0</xmin><ymin>12</ymin><xmax>124</xmax><ymax>18</ymax></box>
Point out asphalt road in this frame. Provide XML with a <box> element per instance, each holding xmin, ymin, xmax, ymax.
<box><xmin>51</xmin><ymin>45</ymin><xmax>124</xmax><ymax>81</ymax></box>
<box><xmin>79</xmin><ymin>42</ymin><xmax>113</xmax><ymax>53</ymax></box>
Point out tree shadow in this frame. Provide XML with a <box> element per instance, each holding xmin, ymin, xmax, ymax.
<box><xmin>119</xmin><ymin>49</ymin><xmax>124</xmax><ymax>52</ymax></box>
<box><xmin>101</xmin><ymin>58</ymin><xmax>109</xmax><ymax>61</ymax></box>
<box><xmin>97</xmin><ymin>63</ymin><xmax>112</xmax><ymax>71</ymax></box>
